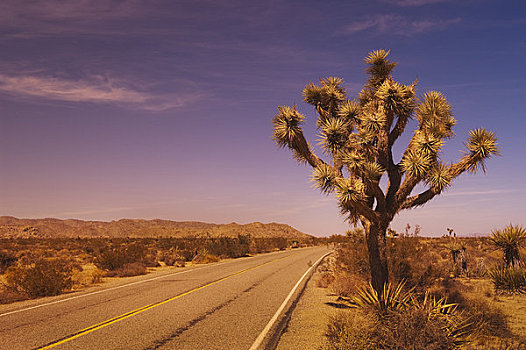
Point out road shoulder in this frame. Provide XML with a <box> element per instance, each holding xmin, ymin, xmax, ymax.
<box><xmin>276</xmin><ymin>258</ymin><xmax>337</xmax><ymax>350</ymax></box>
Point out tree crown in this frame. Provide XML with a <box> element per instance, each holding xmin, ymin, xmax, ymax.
<box><xmin>272</xmin><ymin>49</ymin><xmax>499</xmax><ymax>226</ymax></box>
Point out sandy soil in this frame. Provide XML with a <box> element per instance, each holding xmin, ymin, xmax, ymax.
<box><xmin>276</xmin><ymin>261</ymin><xmax>338</xmax><ymax>350</ymax></box>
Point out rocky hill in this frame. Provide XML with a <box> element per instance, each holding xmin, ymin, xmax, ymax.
<box><xmin>0</xmin><ymin>216</ymin><xmax>312</xmax><ymax>239</ymax></box>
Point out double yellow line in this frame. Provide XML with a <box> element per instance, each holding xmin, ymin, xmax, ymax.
<box><xmin>37</xmin><ymin>255</ymin><xmax>286</xmax><ymax>349</ymax></box>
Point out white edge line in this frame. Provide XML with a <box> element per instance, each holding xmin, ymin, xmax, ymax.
<box><xmin>248</xmin><ymin>250</ymin><xmax>331</xmax><ymax>350</ymax></box>
<box><xmin>0</xmin><ymin>247</ymin><xmax>298</xmax><ymax>318</ymax></box>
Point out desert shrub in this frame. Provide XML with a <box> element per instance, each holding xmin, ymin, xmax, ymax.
<box><xmin>71</xmin><ymin>265</ymin><xmax>104</xmax><ymax>287</ymax></box>
<box><xmin>428</xmin><ymin>278</ymin><xmax>513</xmax><ymax>339</ymax></box>
<box><xmin>325</xmin><ymin>308</ymin><xmax>459</xmax><ymax>350</ymax></box>
<box><xmin>206</xmin><ymin>235</ymin><xmax>251</xmax><ymax>258</ymax></box>
<box><xmin>0</xmin><ymin>287</ymin><xmax>27</xmax><ymax>304</ymax></box>
<box><xmin>94</xmin><ymin>247</ymin><xmax>129</xmax><ymax>271</ymax></box>
<box><xmin>464</xmin><ymin>296</ymin><xmax>512</xmax><ymax>338</ymax></box>
<box><xmin>470</xmin><ymin>257</ymin><xmax>489</xmax><ymax>278</ymax></box>
<box><xmin>317</xmin><ymin>272</ymin><xmax>335</xmax><ymax>288</ymax></box>
<box><xmin>0</xmin><ymin>250</ymin><xmax>17</xmax><ymax>273</ymax></box>
<box><xmin>388</xmin><ymin>236</ymin><xmax>446</xmax><ymax>290</ymax></box>
<box><xmin>160</xmin><ymin>249</ymin><xmax>186</xmax><ymax>267</ymax></box>
<box><xmin>331</xmin><ymin>273</ymin><xmax>360</xmax><ymax>297</ymax></box>
<box><xmin>104</xmin><ymin>262</ymin><xmax>147</xmax><ymax>277</ymax></box>
<box><xmin>372</xmin><ymin>308</ymin><xmax>459</xmax><ymax>350</ymax></box>
<box><xmin>94</xmin><ymin>242</ymin><xmax>158</xmax><ymax>271</ymax></box>
<box><xmin>325</xmin><ymin>311</ymin><xmax>376</xmax><ymax>350</ymax></box>
<box><xmin>489</xmin><ymin>266</ymin><xmax>526</xmax><ymax>293</ymax></box>
<box><xmin>91</xmin><ymin>268</ymin><xmax>104</xmax><ymax>283</ymax></box>
<box><xmin>4</xmin><ymin>258</ymin><xmax>73</xmax><ymax>298</ymax></box>
<box><xmin>192</xmin><ymin>248</ymin><xmax>220</xmax><ymax>264</ymax></box>
<box><xmin>336</xmin><ymin>281</ymin><xmax>476</xmax><ymax>348</ymax></box>
<box><xmin>334</xmin><ymin>239</ymin><xmax>370</xmax><ymax>279</ymax></box>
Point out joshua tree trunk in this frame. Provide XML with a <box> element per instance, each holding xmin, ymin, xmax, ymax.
<box><xmin>366</xmin><ymin>222</ymin><xmax>389</xmax><ymax>293</ymax></box>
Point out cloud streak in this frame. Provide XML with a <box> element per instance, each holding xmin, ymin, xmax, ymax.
<box><xmin>446</xmin><ymin>189</ymin><xmax>518</xmax><ymax>197</ymax></box>
<box><xmin>343</xmin><ymin>15</ymin><xmax>460</xmax><ymax>36</ymax></box>
<box><xmin>0</xmin><ymin>74</ymin><xmax>201</xmax><ymax>111</ymax></box>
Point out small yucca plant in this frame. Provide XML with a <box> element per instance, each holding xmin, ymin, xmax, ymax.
<box><xmin>489</xmin><ymin>266</ymin><xmax>526</xmax><ymax>293</ymax></box>
<box><xmin>410</xmin><ymin>292</ymin><xmax>475</xmax><ymax>346</ymax></box>
<box><xmin>489</xmin><ymin>224</ymin><xmax>526</xmax><ymax>267</ymax></box>
<box><xmin>346</xmin><ymin>280</ymin><xmax>413</xmax><ymax>314</ymax></box>
<box><xmin>345</xmin><ymin>281</ymin><xmax>474</xmax><ymax>345</ymax></box>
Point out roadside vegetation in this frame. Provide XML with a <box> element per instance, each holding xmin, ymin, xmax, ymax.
<box><xmin>320</xmin><ymin>226</ymin><xmax>526</xmax><ymax>349</ymax></box>
<box><xmin>0</xmin><ymin>236</ymin><xmax>317</xmax><ymax>304</ymax></box>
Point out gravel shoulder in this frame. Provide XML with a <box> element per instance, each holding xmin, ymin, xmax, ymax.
<box><xmin>276</xmin><ymin>257</ymin><xmax>337</xmax><ymax>350</ymax></box>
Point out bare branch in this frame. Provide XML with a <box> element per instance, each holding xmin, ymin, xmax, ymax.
<box><xmin>400</xmin><ymin>188</ymin><xmax>438</xmax><ymax>210</ymax></box>
<box><xmin>366</xmin><ymin>181</ymin><xmax>387</xmax><ymax>212</ymax></box>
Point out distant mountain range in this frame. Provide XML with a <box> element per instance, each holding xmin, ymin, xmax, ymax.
<box><xmin>0</xmin><ymin>216</ymin><xmax>312</xmax><ymax>239</ymax></box>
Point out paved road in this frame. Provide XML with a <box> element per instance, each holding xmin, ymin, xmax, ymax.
<box><xmin>0</xmin><ymin>246</ymin><xmax>330</xmax><ymax>350</ymax></box>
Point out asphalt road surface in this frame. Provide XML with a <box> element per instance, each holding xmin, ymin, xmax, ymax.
<box><xmin>0</xmin><ymin>246</ymin><xmax>330</xmax><ymax>350</ymax></box>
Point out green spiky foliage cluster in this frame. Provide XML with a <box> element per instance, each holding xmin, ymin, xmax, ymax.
<box><xmin>489</xmin><ymin>224</ymin><xmax>526</xmax><ymax>267</ymax></box>
<box><xmin>342</xmin><ymin>281</ymin><xmax>474</xmax><ymax>345</ymax></box>
<box><xmin>273</xmin><ymin>49</ymin><xmax>498</xmax><ymax>225</ymax></box>
<box><xmin>272</xmin><ymin>50</ymin><xmax>498</xmax><ymax>292</ymax></box>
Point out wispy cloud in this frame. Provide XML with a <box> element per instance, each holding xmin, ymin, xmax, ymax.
<box><xmin>0</xmin><ymin>74</ymin><xmax>202</xmax><ymax>111</ymax></box>
<box><xmin>51</xmin><ymin>206</ymin><xmax>135</xmax><ymax>217</ymax></box>
<box><xmin>381</xmin><ymin>0</ymin><xmax>454</xmax><ymax>6</ymax></box>
<box><xmin>343</xmin><ymin>15</ymin><xmax>460</xmax><ymax>36</ymax></box>
<box><xmin>0</xmin><ymin>0</ymin><xmax>141</xmax><ymax>21</ymax></box>
<box><xmin>446</xmin><ymin>189</ymin><xmax>517</xmax><ymax>197</ymax></box>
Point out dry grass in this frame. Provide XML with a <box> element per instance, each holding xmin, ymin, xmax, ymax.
<box><xmin>104</xmin><ymin>263</ymin><xmax>147</xmax><ymax>277</ymax></box>
<box><xmin>322</xmin><ymin>235</ymin><xmax>526</xmax><ymax>349</ymax></box>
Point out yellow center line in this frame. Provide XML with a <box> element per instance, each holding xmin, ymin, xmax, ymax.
<box><xmin>36</xmin><ymin>254</ymin><xmax>289</xmax><ymax>350</ymax></box>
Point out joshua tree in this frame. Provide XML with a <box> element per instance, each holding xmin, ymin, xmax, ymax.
<box><xmin>490</xmin><ymin>224</ymin><xmax>526</xmax><ymax>267</ymax></box>
<box><xmin>272</xmin><ymin>50</ymin><xmax>498</xmax><ymax>294</ymax></box>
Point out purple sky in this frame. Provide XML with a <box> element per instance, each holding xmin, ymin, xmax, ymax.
<box><xmin>1</xmin><ymin>0</ymin><xmax>525</xmax><ymax>236</ymax></box>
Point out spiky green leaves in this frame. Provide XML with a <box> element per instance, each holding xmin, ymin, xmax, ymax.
<box><xmin>466</xmin><ymin>128</ymin><xmax>499</xmax><ymax>159</ymax></box>
<box><xmin>360</xmin><ymin>110</ymin><xmax>387</xmax><ymax>133</ymax></box>
<box><xmin>319</xmin><ymin>117</ymin><xmax>349</xmax><ymax>153</ymax></box>
<box><xmin>303</xmin><ymin>77</ymin><xmax>346</xmax><ymax>109</ymax></box>
<box><xmin>337</xmin><ymin>150</ymin><xmax>363</xmax><ymax>170</ymax></box>
<box><xmin>312</xmin><ymin>164</ymin><xmax>337</xmax><ymax>194</ymax></box>
<box><xmin>364</xmin><ymin>50</ymin><xmax>398</xmax><ymax>87</ymax></box>
<box><xmin>336</xmin><ymin>178</ymin><xmax>365</xmax><ymax>205</ymax></box>
<box><xmin>464</xmin><ymin>128</ymin><xmax>499</xmax><ymax>173</ymax></box>
<box><xmin>338</xmin><ymin>100</ymin><xmax>360</xmax><ymax>125</ymax></box>
<box><xmin>490</xmin><ymin>224</ymin><xmax>526</xmax><ymax>249</ymax></box>
<box><xmin>400</xmin><ymin>150</ymin><xmax>432</xmax><ymax>178</ymax></box>
<box><xmin>347</xmin><ymin>280</ymin><xmax>413</xmax><ymax>314</ymax></box>
<box><xmin>425</xmin><ymin>162</ymin><xmax>452</xmax><ymax>192</ymax></box>
<box><xmin>413</xmin><ymin>132</ymin><xmax>443</xmax><ymax>157</ymax></box>
<box><xmin>362</xmin><ymin>162</ymin><xmax>385</xmax><ymax>181</ymax></box>
<box><xmin>375</xmin><ymin>79</ymin><xmax>415</xmax><ymax>117</ymax></box>
<box><xmin>272</xmin><ymin>106</ymin><xmax>305</xmax><ymax>148</ymax></box>
<box><xmin>416</xmin><ymin>91</ymin><xmax>456</xmax><ymax>138</ymax></box>
<box><xmin>490</xmin><ymin>224</ymin><xmax>526</xmax><ymax>267</ymax></box>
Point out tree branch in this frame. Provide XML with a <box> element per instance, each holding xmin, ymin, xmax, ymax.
<box><xmin>392</xmin><ymin>173</ymin><xmax>420</xmax><ymax>214</ymax></box>
<box><xmin>366</xmin><ymin>181</ymin><xmax>387</xmax><ymax>212</ymax></box>
<box><xmin>388</xmin><ymin>115</ymin><xmax>408</xmax><ymax>146</ymax></box>
<box><xmin>400</xmin><ymin>188</ymin><xmax>438</xmax><ymax>210</ymax></box>
<box><xmin>291</xmin><ymin>132</ymin><xmax>326</xmax><ymax>169</ymax></box>
<box><xmin>353</xmin><ymin>201</ymin><xmax>380</xmax><ymax>223</ymax></box>
<box><xmin>385</xmin><ymin>149</ymin><xmax>401</xmax><ymax>211</ymax></box>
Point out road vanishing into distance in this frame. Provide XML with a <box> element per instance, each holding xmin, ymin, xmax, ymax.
<box><xmin>0</xmin><ymin>246</ymin><xmax>330</xmax><ymax>350</ymax></box>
